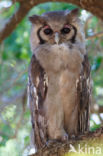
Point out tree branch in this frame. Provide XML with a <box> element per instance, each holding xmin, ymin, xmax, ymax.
<box><xmin>86</xmin><ymin>32</ymin><xmax>103</xmax><ymax>40</ymax></box>
<box><xmin>29</xmin><ymin>127</ymin><xmax>103</xmax><ymax>156</ymax></box>
<box><xmin>0</xmin><ymin>0</ymin><xmax>33</xmax><ymax>43</ymax></box>
<box><xmin>91</xmin><ymin>104</ymin><xmax>103</xmax><ymax>114</ymax></box>
<box><xmin>0</xmin><ymin>0</ymin><xmax>103</xmax><ymax>43</ymax></box>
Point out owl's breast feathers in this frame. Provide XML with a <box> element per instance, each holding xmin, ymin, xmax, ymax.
<box><xmin>34</xmin><ymin>43</ymin><xmax>84</xmax><ymax>75</ymax></box>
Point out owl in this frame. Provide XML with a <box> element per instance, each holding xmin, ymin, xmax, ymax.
<box><xmin>28</xmin><ymin>9</ymin><xmax>91</xmax><ymax>150</ymax></box>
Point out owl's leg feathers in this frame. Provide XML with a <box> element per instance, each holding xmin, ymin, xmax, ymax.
<box><xmin>48</xmin><ymin>125</ymin><xmax>68</xmax><ymax>142</ymax></box>
<box><xmin>46</xmin><ymin>107</ymin><xmax>68</xmax><ymax>141</ymax></box>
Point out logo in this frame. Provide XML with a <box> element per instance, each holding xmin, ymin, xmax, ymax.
<box><xmin>69</xmin><ymin>144</ymin><xmax>102</xmax><ymax>154</ymax></box>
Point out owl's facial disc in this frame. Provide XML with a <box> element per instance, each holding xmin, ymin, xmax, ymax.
<box><xmin>43</xmin><ymin>25</ymin><xmax>60</xmax><ymax>44</ymax></box>
<box><xmin>39</xmin><ymin>24</ymin><xmax>75</xmax><ymax>45</ymax></box>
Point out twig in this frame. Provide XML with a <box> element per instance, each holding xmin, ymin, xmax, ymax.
<box><xmin>86</xmin><ymin>32</ymin><xmax>103</xmax><ymax>40</ymax></box>
<box><xmin>0</xmin><ymin>69</ymin><xmax>27</xmax><ymax>94</ymax></box>
<box><xmin>0</xmin><ymin>92</ymin><xmax>24</xmax><ymax>111</ymax></box>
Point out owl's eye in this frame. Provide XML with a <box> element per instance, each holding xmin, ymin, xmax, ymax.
<box><xmin>61</xmin><ymin>28</ymin><xmax>70</xmax><ymax>34</ymax></box>
<box><xmin>61</xmin><ymin>25</ymin><xmax>71</xmax><ymax>34</ymax></box>
<box><xmin>44</xmin><ymin>26</ymin><xmax>53</xmax><ymax>35</ymax></box>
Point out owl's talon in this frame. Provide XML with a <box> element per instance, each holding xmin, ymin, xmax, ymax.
<box><xmin>69</xmin><ymin>134</ymin><xmax>77</xmax><ymax>140</ymax></box>
<box><xmin>61</xmin><ymin>133</ymin><xmax>68</xmax><ymax>142</ymax></box>
<box><xmin>46</xmin><ymin>140</ymin><xmax>58</xmax><ymax>147</ymax></box>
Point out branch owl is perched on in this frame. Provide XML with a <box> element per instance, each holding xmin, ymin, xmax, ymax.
<box><xmin>29</xmin><ymin>9</ymin><xmax>90</xmax><ymax>147</ymax></box>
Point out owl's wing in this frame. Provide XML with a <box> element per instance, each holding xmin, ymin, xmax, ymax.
<box><xmin>28</xmin><ymin>54</ymin><xmax>48</xmax><ymax>149</ymax></box>
<box><xmin>77</xmin><ymin>54</ymin><xmax>91</xmax><ymax>133</ymax></box>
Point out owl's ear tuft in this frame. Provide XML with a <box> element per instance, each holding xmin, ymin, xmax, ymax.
<box><xmin>70</xmin><ymin>8</ymin><xmax>80</xmax><ymax>16</ymax></box>
<box><xmin>29</xmin><ymin>15</ymin><xmax>45</xmax><ymax>24</ymax></box>
<box><xmin>66</xmin><ymin>8</ymin><xmax>80</xmax><ymax>21</ymax></box>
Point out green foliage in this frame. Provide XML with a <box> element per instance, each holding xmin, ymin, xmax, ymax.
<box><xmin>0</xmin><ymin>1</ymin><xmax>103</xmax><ymax>156</ymax></box>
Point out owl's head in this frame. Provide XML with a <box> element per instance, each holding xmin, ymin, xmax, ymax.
<box><xmin>29</xmin><ymin>9</ymin><xmax>85</xmax><ymax>51</ymax></box>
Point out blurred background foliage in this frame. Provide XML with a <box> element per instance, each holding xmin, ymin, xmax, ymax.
<box><xmin>0</xmin><ymin>1</ymin><xmax>103</xmax><ymax>156</ymax></box>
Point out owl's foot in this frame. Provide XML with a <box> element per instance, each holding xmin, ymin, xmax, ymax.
<box><xmin>46</xmin><ymin>140</ymin><xmax>58</xmax><ymax>147</ymax></box>
<box><xmin>69</xmin><ymin>134</ymin><xmax>79</xmax><ymax>140</ymax></box>
<box><xmin>46</xmin><ymin>133</ymin><xmax>68</xmax><ymax>147</ymax></box>
<box><xmin>52</xmin><ymin>130</ymin><xmax>68</xmax><ymax>142</ymax></box>
<box><xmin>60</xmin><ymin>132</ymin><xmax>68</xmax><ymax>142</ymax></box>
<box><xmin>70</xmin><ymin>134</ymin><xmax>76</xmax><ymax>139</ymax></box>
<box><xmin>48</xmin><ymin>127</ymin><xmax>68</xmax><ymax>142</ymax></box>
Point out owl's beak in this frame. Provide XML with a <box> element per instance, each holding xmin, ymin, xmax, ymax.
<box><xmin>54</xmin><ymin>32</ymin><xmax>59</xmax><ymax>44</ymax></box>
